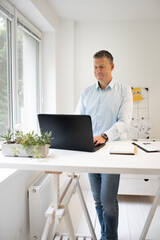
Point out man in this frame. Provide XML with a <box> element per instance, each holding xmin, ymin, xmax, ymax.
<box><xmin>75</xmin><ymin>50</ymin><xmax>133</xmax><ymax>240</ymax></box>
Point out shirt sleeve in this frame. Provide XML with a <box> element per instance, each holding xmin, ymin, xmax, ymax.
<box><xmin>105</xmin><ymin>86</ymin><xmax>133</xmax><ymax>141</ymax></box>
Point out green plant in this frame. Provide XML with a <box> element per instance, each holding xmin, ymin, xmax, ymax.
<box><xmin>36</xmin><ymin>129</ymin><xmax>53</xmax><ymax>145</ymax></box>
<box><xmin>0</xmin><ymin>129</ymin><xmax>14</xmax><ymax>143</ymax></box>
<box><xmin>15</xmin><ymin>131</ymin><xmax>38</xmax><ymax>151</ymax></box>
<box><xmin>14</xmin><ymin>130</ymin><xmax>24</xmax><ymax>144</ymax></box>
<box><xmin>1</xmin><ymin>129</ymin><xmax>53</xmax><ymax>158</ymax></box>
<box><xmin>1</xmin><ymin>129</ymin><xmax>53</xmax><ymax>148</ymax></box>
<box><xmin>32</xmin><ymin>145</ymin><xmax>43</xmax><ymax>158</ymax></box>
<box><xmin>12</xmin><ymin>146</ymin><xmax>20</xmax><ymax>157</ymax></box>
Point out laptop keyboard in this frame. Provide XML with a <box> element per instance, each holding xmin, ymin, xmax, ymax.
<box><xmin>94</xmin><ymin>143</ymin><xmax>105</xmax><ymax>151</ymax></box>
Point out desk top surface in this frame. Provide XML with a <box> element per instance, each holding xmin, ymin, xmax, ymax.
<box><xmin>0</xmin><ymin>141</ymin><xmax>160</xmax><ymax>175</ymax></box>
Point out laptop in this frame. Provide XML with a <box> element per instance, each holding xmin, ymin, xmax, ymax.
<box><xmin>38</xmin><ymin>114</ymin><xmax>105</xmax><ymax>152</ymax></box>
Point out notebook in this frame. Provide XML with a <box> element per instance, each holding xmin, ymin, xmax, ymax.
<box><xmin>110</xmin><ymin>143</ymin><xmax>137</xmax><ymax>155</ymax></box>
<box><xmin>38</xmin><ymin>114</ymin><xmax>105</xmax><ymax>152</ymax></box>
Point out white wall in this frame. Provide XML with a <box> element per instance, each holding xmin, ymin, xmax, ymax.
<box><xmin>41</xmin><ymin>32</ymin><xmax>57</xmax><ymax>113</ymax></box>
<box><xmin>41</xmin><ymin>20</ymin><xmax>75</xmax><ymax>114</ymax></box>
<box><xmin>75</xmin><ymin>19</ymin><xmax>160</xmax><ymax>138</ymax></box>
<box><xmin>56</xmin><ymin>20</ymin><xmax>75</xmax><ymax>114</ymax></box>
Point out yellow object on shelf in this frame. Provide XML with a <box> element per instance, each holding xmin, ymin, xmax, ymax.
<box><xmin>132</xmin><ymin>87</ymin><xmax>143</xmax><ymax>102</ymax></box>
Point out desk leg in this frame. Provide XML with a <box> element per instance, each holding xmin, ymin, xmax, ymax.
<box><xmin>139</xmin><ymin>181</ymin><xmax>160</xmax><ymax>240</ymax></box>
<box><xmin>64</xmin><ymin>206</ymin><xmax>76</xmax><ymax>240</ymax></box>
<box><xmin>53</xmin><ymin>173</ymin><xmax>60</xmax><ymax>209</ymax></box>
<box><xmin>77</xmin><ymin>181</ymin><xmax>97</xmax><ymax>240</ymax></box>
<box><xmin>42</xmin><ymin>173</ymin><xmax>97</xmax><ymax>240</ymax></box>
<box><xmin>41</xmin><ymin>172</ymin><xmax>61</xmax><ymax>240</ymax></box>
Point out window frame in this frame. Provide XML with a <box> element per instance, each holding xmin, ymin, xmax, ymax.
<box><xmin>0</xmin><ymin>5</ymin><xmax>14</xmax><ymax>134</ymax></box>
<box><xmin>7</xmin><ymin>16</ymin><xmax>13</xmax><ymax>131</ymax></box>
<box><xmin>14</xmin><ymin>10</ymin><xmax>42</xmax><ymax>130</ymax></box>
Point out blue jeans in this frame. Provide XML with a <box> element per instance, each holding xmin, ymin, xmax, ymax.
<box><xmin>88</xmin><ymin>173</ymin><xmax>120</xmax><ymax>240</ymax></box>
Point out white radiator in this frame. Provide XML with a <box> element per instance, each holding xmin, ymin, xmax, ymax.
<box><xmin>29</xmin><ymin>173</ymin><xmax>54</xmax><ymax>240</ymax></box>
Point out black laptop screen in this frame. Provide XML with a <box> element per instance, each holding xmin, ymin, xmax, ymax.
<box><xmin>38</xmin><ymin>114</ymin><xmax>95</xmax><ymax>152</ymax></box>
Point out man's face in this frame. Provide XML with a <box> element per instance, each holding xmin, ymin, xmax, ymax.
<box><xmin>94</xmin><ymin>57</ymin><xmax>114</xmax><ymax>82</ymax></box>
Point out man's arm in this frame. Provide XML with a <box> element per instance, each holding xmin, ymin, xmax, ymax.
<box><xmin>95</xmin><ymin>86</ymin><xmax>133</xmax><ymax>145</ymax></box>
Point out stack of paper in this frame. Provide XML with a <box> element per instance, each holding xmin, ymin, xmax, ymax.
<box><xmin>133</xmin><ymin>141</ymin><xmax>160</xmax><ymax>153</ymax></box>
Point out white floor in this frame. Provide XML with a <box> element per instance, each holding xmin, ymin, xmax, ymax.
<box><xmin>57</xmin><ymin>190</ymin><xmax>160</xmax><ymax>240</ymax></box>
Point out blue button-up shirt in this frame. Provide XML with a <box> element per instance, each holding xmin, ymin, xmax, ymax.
<box><xmin>75</xmin><ymin>79</ymin><xmax>133</xmax><ymax>141</ymax></box>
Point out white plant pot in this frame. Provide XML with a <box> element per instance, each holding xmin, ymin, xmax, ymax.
<box><xmin>1</xmin><ymin>143</ymin><xmax>50</xmax><ymax>158</ymax></box>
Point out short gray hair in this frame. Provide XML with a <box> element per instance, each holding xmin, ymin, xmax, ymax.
<box><xmin>93</xmin><ymin>50</ymin><xmax>113</xmax><ymax>63</ymax></box>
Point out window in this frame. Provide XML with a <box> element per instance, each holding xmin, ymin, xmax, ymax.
<box><xmin>17</xmin><ymin>20</ymin><xmax>40</xmax><ymax>132</ymax></box>
<box><xmin>0</xmin><ymin>11</ymin><xmax>12</xmax><ymax>135</ymax></box>
<box><xmin>0</xmin><ymin>2</ymin><xmax>42</xmax><ymax>181</ymax></box>
<box><xmin>0</xmin><ymin>4</ymin><xmax>41</xmax><ymax>136</ymax></box>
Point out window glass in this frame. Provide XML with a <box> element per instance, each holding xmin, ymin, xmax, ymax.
<box><xmin>0</xmin><ymin>13</ymin><xmax>9</xmax><ymax>135</ymax></box>
<box><xmin>17</xmin><ymin>27</ymin><xmax>40</xmax><ymax>132</ymax></box>
<box><xmin>0</xmin><ymin>6</ymin><xmax>41</xmax><ymax>136</ymax></box>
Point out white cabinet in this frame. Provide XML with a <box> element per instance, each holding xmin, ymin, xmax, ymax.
<box><xmin>118</xmin><ymin>174</ymin><xmax>160</xmax><ymax>196</ymax></box>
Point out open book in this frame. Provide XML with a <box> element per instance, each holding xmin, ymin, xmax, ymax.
<box><xmin>110</xmin><ymin>143</ymin><xmax>137</xmax><ymax>155</ymax></box>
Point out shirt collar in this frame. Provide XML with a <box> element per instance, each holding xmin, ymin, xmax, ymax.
<box><xmin>96</xmin><ymin>79</ymin><xmax>115</xmax><ymax>91</ymax></box>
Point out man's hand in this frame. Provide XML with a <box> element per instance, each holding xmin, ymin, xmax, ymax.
<box><xmin>94</xmin><ymin>135</ymin><xmax>106</xmax><ymax>146</ymax></box>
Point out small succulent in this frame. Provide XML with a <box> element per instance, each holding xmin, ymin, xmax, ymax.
<box><xmin>0</xmin><ymin>129</ymin><xmax>14</xmax><ymax>143</ymax></box>
<box><xmin>1</xmin><ymin>129</ymin><xmax>53</xmax><ymax>148</ymax></box>
<box><xmin>1</xmin><ymin>129</ymin><xmax>53</xmax><ymax>158</ymax></box>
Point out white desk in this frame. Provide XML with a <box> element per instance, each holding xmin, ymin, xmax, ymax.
<box><xmin>1</xmin><ymin>141</ymin><xmax>160</xmax><ymax>240</ymax></box>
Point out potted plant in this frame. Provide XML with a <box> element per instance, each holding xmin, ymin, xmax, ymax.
<box><xmin>0</xmin><ymin>129</ymin><xmax>53</xmax><ymax>158</ymax></box>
